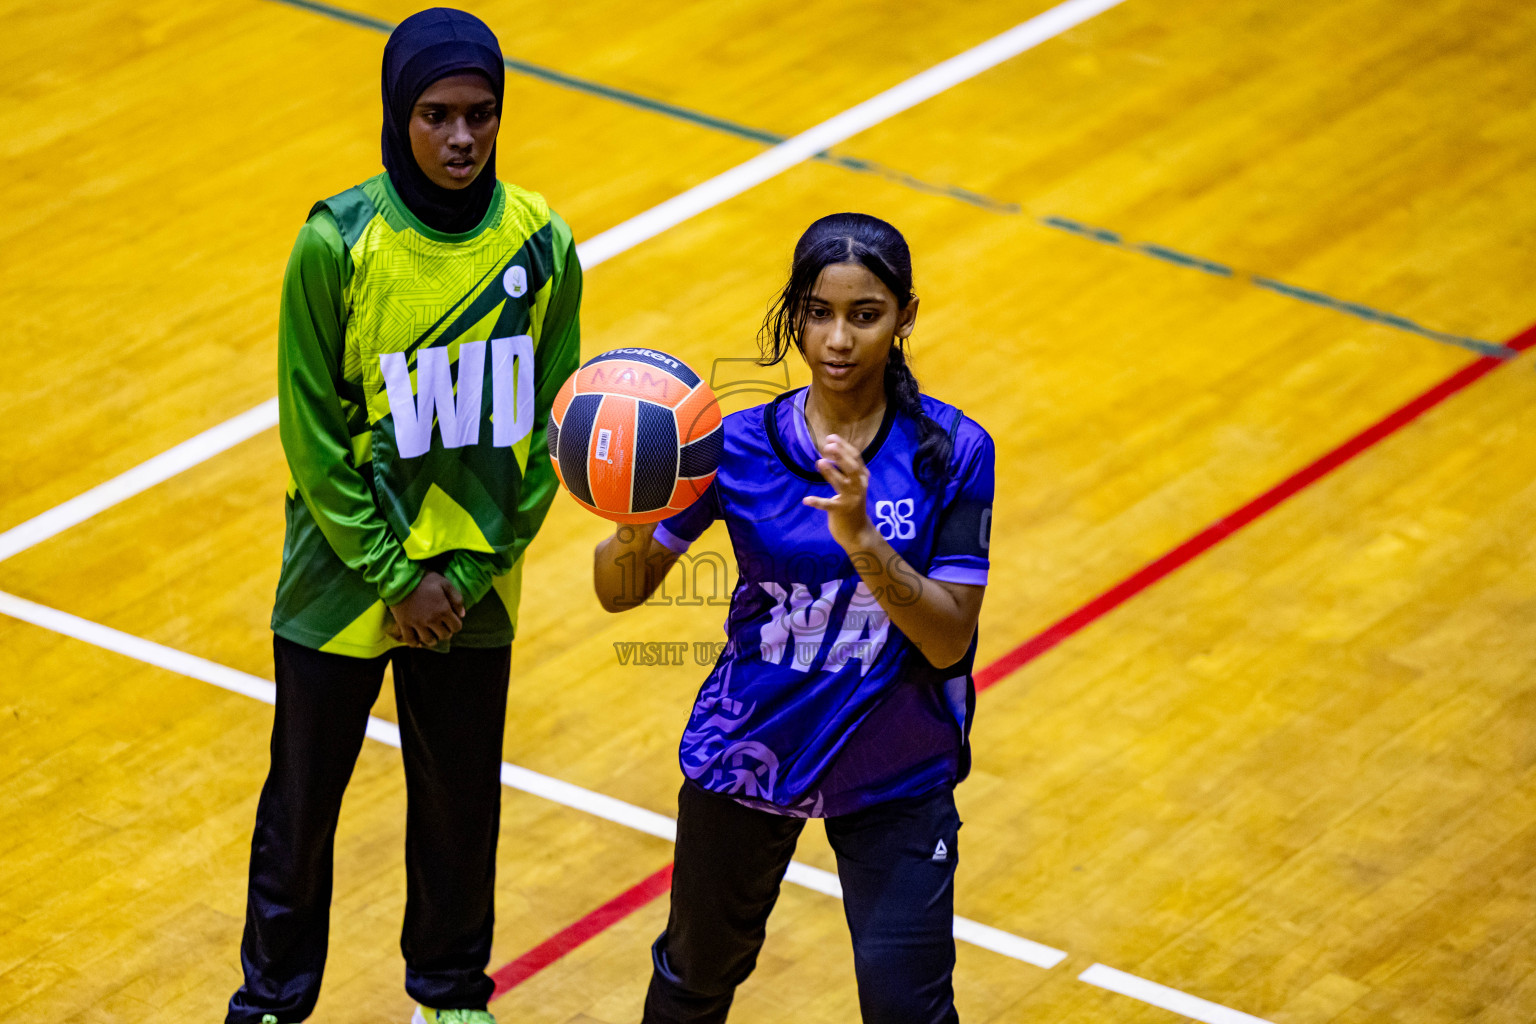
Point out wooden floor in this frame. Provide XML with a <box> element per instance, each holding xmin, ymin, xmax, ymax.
<box><xmin>3</xmin><ymin>0</ymin><xmax>1536</xmax><ymax>1020</ymax></box>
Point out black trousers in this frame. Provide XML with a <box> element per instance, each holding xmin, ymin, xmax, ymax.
<box><xmin>226</xmin><ymin>635</ymin><xmax>511</xmax><ymax>1023</ymax></box>
<box><xmin>644</xmin><ymin>782</ymin><xmax>962</xmax><ymax>1024</ymax></box>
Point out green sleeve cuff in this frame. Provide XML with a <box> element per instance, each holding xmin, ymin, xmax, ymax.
<box><xmin>443</xmin><ymin>551</ymin><xmax>499</xmax><ymax>610</ymax></box>
<box><xmin>379</xmin><ymin>561</ymin><xmax>425</xmax><ymax>607</ymax></box>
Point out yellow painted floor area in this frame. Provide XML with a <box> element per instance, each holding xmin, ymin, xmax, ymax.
<box><xmin>3</xmin><ymin>0</ymin><xmax>1535</xmax><ymax>1021</ymax></box>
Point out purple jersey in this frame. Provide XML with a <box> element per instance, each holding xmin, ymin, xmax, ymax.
<box><xmin>655</xmin><ymin>388</ymin><xmax>994</xmax><ymax>817</ymax></box>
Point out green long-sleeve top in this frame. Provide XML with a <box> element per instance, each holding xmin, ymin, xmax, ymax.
<box><xmin>271</xmin><ymin>173</ymin><xmax>581</xmax><ymax>657</ymax></box>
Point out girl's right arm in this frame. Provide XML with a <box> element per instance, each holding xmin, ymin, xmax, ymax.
<box><xmin>592</xmin><ymin>523</ymin><xmax>680</xmax><ymax>612</ymax></box>
<box><xmin>278</xmin><ymin>212</ymin><xmax>459</xmax><ymax>646</ymax></box>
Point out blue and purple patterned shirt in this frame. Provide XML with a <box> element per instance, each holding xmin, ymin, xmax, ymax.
<box><xmin>655</xmin><ymin>387</ymin><xmax>994</xmax><ymax>817</ymax></box>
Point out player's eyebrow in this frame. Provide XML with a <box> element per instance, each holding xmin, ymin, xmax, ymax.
<box><xmin>414</xmin><ymin>99</ymin><xmax>496</xmax><ymax>111</ymax></box>
<box><xmin>808</xmin><ymin>293</ymin><xmax>888</xmax><ymax>306</ymax></box>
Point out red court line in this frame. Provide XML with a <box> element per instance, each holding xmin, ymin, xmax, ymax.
<box><xmin>485</xmin><ymin>321</ymin><xmax>1533</xmax><ymax>995</ymax></box>
<box><xmin>490</xmin><ymin>862</ymin><xmax>674</xmax><ymax>998</ymax></box>
<box><xmin>974</xmin><ymin>321</ymin><xmax>1536</xmax><ymax>692</ymax></box>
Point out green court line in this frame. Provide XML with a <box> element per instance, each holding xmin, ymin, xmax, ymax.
<box><xmin>268</xmin><ymin>0</ymin><xmax>1507</xmax><ymax>359</ymax></box>
<box><xmin>265</xmin><ymin>0</ymin><xmax>1016</xmax><ymax>215</ymax></box>
<box><xmin>1138</xmin><ymin>242</ymin><xmax>1234</xmax><ymax>277</ymax></box>
<box><xmin>1040</xmin><ymin>218</ymin><xmax>1512</xmax><ymax>359</ymax></box>
<box><xmin>268</xmin><ymin>0</ymin><xmax>787</xmax><ymax>146</ymax></box>
<box><xmin>1251</xmin><ymin>278</ymin><xmax>1513</xmax><ymax>358</ymax></box>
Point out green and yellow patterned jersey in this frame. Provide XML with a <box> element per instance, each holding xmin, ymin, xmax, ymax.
<box><xmin>271</xmin><ymin>173</ymin><xmax>581</xmax><ymax>657</ymax></box>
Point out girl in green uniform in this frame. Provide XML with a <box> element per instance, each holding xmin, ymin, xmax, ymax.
<box><xmin>228</xmin><ymin>9</ymin><xmax>581</xmax><ymax>1023</ymax></box>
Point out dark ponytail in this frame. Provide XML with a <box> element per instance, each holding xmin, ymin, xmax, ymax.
<box><xmin>759</xmin><ymin>212</ymin><xmax>952</xmax><ymax>488</ymax></box>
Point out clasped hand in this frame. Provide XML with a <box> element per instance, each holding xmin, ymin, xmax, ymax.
<box><xmin>386</xmin><ymin>571</ymin><xmax>466</xmax><ymax>648</ymax></box>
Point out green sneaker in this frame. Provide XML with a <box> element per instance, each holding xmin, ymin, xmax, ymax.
<box><xmin>411</xmin><ymin>1008</ymin><xmax>495</xmax><ymax>1024</ymax></box>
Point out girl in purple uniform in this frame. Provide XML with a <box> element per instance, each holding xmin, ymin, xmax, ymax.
<box><xmin>594</xmin><ymin>213</ymin><xmax>995</xmax><ymax>1024</ymax></box>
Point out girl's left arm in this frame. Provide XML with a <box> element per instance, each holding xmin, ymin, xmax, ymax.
<box><xmin>805</xmin><ymin>434</ymin><xmax>986</xmax><ymax>670</ymax></box>
<box><xmin>444</xmin><ymin>210</ymin><xmax>583</xmax><ymax>607</ymax></box>
<box><xmin>846</xmin><ymin>533</ymin><xmax>983</xmax><ymax>671</ymax></box>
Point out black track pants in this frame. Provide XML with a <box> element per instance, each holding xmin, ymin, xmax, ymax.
<box><xmin>226</xmin><ymin>635</ymin><xmax>511</xmax><ymax>1023</ymax></box>
<box><xmin>643</xmin><ymin>782</ymin><xmax>962</xmax><ymax>1024</ymax></box>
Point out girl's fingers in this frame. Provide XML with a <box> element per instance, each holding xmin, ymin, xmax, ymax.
<box><xmin>817</xmin><ymin>454</ymin><xmax>865</xmax><ymax>501</ymax></box>
<box><xmin>824</xmin><ymin>435</ymin><xmax>865</xmax><ymax>474</ymax></box>
<box><xmin>816</xmin><ymin>458</ymin><xmax>851</xmax><ymax>491</ymax></box>
<box><xmin>821</xmin><ymin>444</ymin><xmax>856</xmax><ymax>475</ymax></box>
<box><xmin>813</xmin><ymin>437</ymin><xmax>870</xmax><ymax>521</ymax></box>
<box><xmin>819</xmin><ymin>455</ymin><xmax>867</xmax><ymax>500</ymax></box>
<box><xmin>820</xmin><ymin>437</ymin><xmax>846</xmax><ymax>469</ymax></box>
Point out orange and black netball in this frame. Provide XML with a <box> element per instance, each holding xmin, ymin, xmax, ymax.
<box><xmin>548</xmin><ymin>348</ymin><xmax>722</xmax><ymax>523</ymax></box>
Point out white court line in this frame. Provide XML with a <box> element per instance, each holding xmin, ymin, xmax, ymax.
<box><xmin>0</xmin><ymin>399</ymin><xmax>280</xmax><ymax>564</ymax></box>
<box><xmin>575</xmin><ymin>0</ymin><xmax>1127</xmax><ymax>268</ymax></box>
<box><xmin>0</xmin><ymin>0</ymin><xmax>1123</xmax><ymax>565</ymax></box>
<box><xmin>0</xmin><ymin>589</ymin><xmax>1068</xmax><ymax>971</ymax></box>
<box><xmin>5</xmin><ymin>0</ymin><xmax>1286</xmax><ymax>1015</ymax></box>
<box><xmin>3</xmin><ymin>592</ymin><xmax>1287</xmax><ymax>1021</ymax></box>
<box><xmin>1080</xmin><ymin>964</ymin><xmax>1276</xmax><ymax>1024</ymax></box>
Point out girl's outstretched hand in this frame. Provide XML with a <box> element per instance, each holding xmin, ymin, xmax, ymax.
<box><xmin>804</xmin><ymin>434</ymin><xmax>878</xmax><ymax>551</ymax></box>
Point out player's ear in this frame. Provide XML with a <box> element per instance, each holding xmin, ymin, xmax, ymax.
<box><xmin>895</xmin><ymin>296</ymin><xmax>919</xmax><ymax>340</ymax></box>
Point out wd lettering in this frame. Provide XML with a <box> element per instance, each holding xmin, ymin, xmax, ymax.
<box><xmin>380</xmin><ymin>334</ymin><xmax>534</xmax><ymax>459</ymax></box>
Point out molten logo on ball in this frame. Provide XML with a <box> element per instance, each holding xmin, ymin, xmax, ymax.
<box><xmin>548</xmin><ymin>349</ymin><xmax>722</xmax><ymax>523</ymax></box>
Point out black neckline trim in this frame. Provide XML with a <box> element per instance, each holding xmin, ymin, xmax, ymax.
<box><xmin>764</xmin><ymin>387</ymin><xmax>898</xmax><ymax>482</ymax></box>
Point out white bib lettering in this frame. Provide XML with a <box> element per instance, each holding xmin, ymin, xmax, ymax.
<box><xmin>380</xmin><ymin>334</ymin><xmax>534</xmax><ymax>458</ymax></box>
<box><xmin>491</xmin><ymin>334</ymin><xmax>535</xmax><ymax>447</ymax></box>
<box><xmin>759</xmin><ymin>581</ymin><xmax>841</xmax><ymax>672</ymax></box>
<box><xmin>822</xmin><ymin>582</ymin><xmax>890</xmax><ymax>676</ymax></box>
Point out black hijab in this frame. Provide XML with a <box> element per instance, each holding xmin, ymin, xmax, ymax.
<box><xmin>381</xmin><ymin>8</ymin><xmax>505</xmax><ymax>234</ymax></box>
